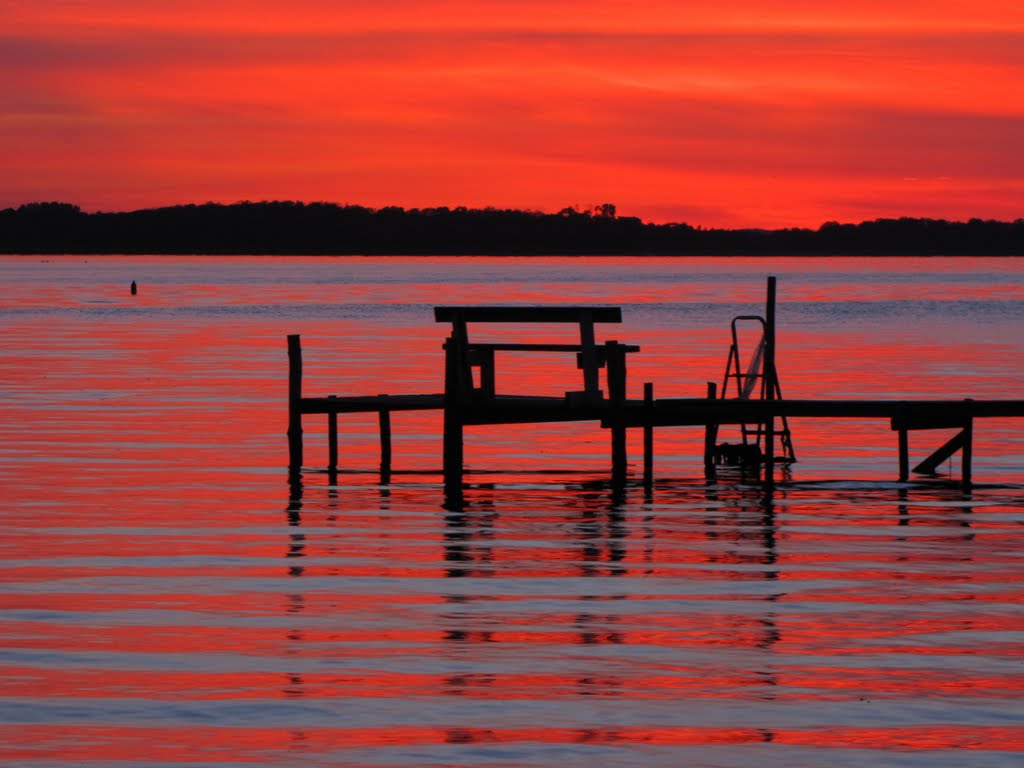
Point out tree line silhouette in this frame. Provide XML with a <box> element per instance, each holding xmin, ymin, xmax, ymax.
<box><xmin>1</xmin><ymin>201</ymin><xmax>1021</xmax><ymax>255</ymax></box>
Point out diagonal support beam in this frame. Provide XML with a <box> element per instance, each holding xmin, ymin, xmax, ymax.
<box><xmin>912</xmin><ymin>428</ymin><xmax>967</xmax><ymax>475</ymax></box>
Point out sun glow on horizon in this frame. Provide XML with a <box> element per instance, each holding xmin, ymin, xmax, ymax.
<box><xmin>2</xmin><ymin>1</ymin><xmax>1022</xmax><ymax>227</ymax></box>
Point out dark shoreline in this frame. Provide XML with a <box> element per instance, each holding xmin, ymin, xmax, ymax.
<box><xmin>2</xmin><ymin>201</ymin><xmax>1022</xmax><ymax>255</ymax></box>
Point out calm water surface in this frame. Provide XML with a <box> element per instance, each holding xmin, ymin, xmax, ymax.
<box><xmin>1</xmin><ymin>256</ymin><xmax>1023</xmax><ymax>767</ymax></box>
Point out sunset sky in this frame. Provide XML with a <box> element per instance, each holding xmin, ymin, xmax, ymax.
<box><xmin>2</xmin><ymin>1</ymin><xmax>1023</xmax><ymax>227</ymax></box>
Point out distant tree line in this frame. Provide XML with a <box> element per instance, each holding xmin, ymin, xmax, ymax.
<box><xmin>1</xmin><ymin>201</ymin><xmax>1021</xmax><ymax>255</ymax></box>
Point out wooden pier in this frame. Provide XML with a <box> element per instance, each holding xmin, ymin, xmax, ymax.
<box><xmin>288</xmin><ymin>277</ymin><xmax>1024</xmax><ymax>488</ymax></box>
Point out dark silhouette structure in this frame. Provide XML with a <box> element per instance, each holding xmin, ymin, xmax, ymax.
<box><xmin>2</xmin><ymin>201</ymin><xmax>1021</xmax><ymax>255</ymax></box>
<box><xmin>287</xmin><ymin>278</ymin><xmax>1024</xmax><ymax>490</ymax></box>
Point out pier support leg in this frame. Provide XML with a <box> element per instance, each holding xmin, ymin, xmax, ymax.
<box><xmin>643</xmin><ymin>382</ymin><xmax>654</xmax><ymax>487</ymax></box>
<box><xmin>962</xmin><ymin>416</ymin><xmax>973</xmax><ymax>489</ymax></box>
<box><xmin>894</xmin><ymin>401</ymin><xmax>975</xmax><ymax>488</ymax></box>
<box><xmin>379</xmin><ymin>408</ymin><xmax>393</xmax><ymax>481</ymax></box>
<box><xmin>607</xmin><ymin>341</ymin><xmax>628</xmax><ymax>483</ymax></box>
<box><xmin>287</xmin><ymin>334</ymin><xmax>304</xmax><ymax>471</ymax></box>
<box><xmin>443</xmin><ymin>335</ymin><xmax>465</xmax><ymax>487</ymax></box>
<box><xmin>327</xmin><ymin>396</ymin><xmax>338</xmax><ymax>471</ymax></box>
<box><xmin>898</xmin><ymin>428</ymin><xmax>909</xmax><ymax>482</ymax></box>
<box><xmin>703</xmin><ymin>381</ymin><xmax>718</xmax><ymax>478</ymax></box>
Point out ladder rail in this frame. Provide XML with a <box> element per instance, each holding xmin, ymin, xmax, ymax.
<box><xmin>716</xmin><ymin>314</ymin><xmax>796</xmax><ymax>466</ymax></box>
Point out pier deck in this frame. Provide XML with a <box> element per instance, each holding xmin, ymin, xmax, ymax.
<box><xmin>287</xmin><ymin>278</ymin><xmax>1023</xmax><ymax>488</ymax></box>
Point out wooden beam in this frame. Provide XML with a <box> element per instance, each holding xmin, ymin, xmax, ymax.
<box><xmin>614</xmin><ymin>398</ymin><xmax>1024</xmax><ymax>427</ymax></box>
<box><xmin>434</xmin><ymin>306</ymin><xmax>622</xmax><ymax>323</ymax></box>
<box><xmin>300</xmin><ymin>393</ymin><xmax>443</xmax><ymax>414</ymax></box>
<box><xmin>913</xmin><ymin>428</ymin><xmax>967</xmax><ymax>475</ymax></box>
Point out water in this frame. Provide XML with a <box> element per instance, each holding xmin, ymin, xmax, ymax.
<box><xmin>1</xmin><ymin>255</ymin><xmax>1023</xmax><ymax>767</ymax></box>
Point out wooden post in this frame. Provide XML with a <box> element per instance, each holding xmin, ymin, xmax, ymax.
<box><xmin>763</xmin><ymin>277</ymin><xmax>776</xmax><ymax>487</ymax></box>
<box><xmin>443</xmin><ymin>335</ymin><xmax>464</xmax><ymax>485</ymax></box>
<box><xmin>287</xmin><ymin>334</ymin><xmax>303</xmax><ymax>470</ymax></box>
<box><xmin>579</xmin><ymin>313</ymin><xmax>599</xmax><ymax>398</ymax></box>
<box><xmin>704</xmin><ymin>381</ymin><xmax>718</xmax><ymax>477</ymax></box>
<box><xmin>327</xmin><ymin>395</ymin><xmax>338</xmax><ymax>471</ymax></box>
<box><xmin>643</xmin><ymin>382</ymin><xmax>654</xmax><ymax>487</ymax></box>
<box><xmin>958</xmin><ymin>403</ymin><xmax>974</xmax><ymax>487</ymax></box>
<box><xmin>607</xmin><ymin>341</ymin><xmax>628</xmax><ymax>481</ymax></box>
<box><xmin>898</xmin><ymin>428</ymin><xmax>909</xmax><ymax>482</ymax></box>
<box><xmin>478</xmin><ymin>348</ymin><xmax>496</xmax><ymax>398</ymax></box>
<box><xmin>379</xmin><ymin>406</ymin><xmax>393</xmax><ymax>476</ymax></box>
<box><xmin>962</xmin><ymin>411</ymin><xmax>973</xmax><ymax>489</ymax></box>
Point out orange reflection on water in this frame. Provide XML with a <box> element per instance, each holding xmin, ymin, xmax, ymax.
<box><xmin>2</xmin><ymin>724</ymin><xmax>1022</xmax><ymax>763</ymax></box>
<box><xmin>2</xmin><ymin>256</ymin><xmax>1023</xmax><ymax>766</ymax></box>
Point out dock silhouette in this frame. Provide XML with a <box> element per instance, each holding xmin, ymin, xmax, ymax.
<box><xmin>287</xmin><ymin>277</ymin><xmax>1024</xmax><ymax>489</ymax></box>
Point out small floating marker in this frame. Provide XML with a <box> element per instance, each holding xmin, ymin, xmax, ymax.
<box><xmin>130</xmin><ymin>280</ymin><xmax>137</xmax><ymax>296</ymax></box>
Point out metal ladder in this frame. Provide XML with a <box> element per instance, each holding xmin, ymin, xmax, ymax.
<box><xmin>719</xmin><ymin>315</ymin><xmax>796</xmax><ymax>465</ymax></box>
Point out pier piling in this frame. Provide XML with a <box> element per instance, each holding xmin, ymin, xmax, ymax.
<box><xmin>287</xmin><ymin>334</ymin><xmax>303</xmax><ymax>470</ymax></box>
<box><xmin>643</xmin><ymin>382</ymin><xmax>654</xmax><ymax>486</ymax></box>
<box><xmin>379</xmin><ymin>403</ymin><xmax>393</xmax><ymax>476</ymax></box>
<box><xmin>703</xmin><ymin>381</ymin><xmax>719</xmax><ymax>477</ymax></box>
<box><xmin>327</xmin><ymin>395</ymin><xmax>339</xmax><ymax>471</ymax></box>
<box><xmin>443</xmin><ymin>333</ymin><xmax>465</xmax><ymax>486</ymax></box>
<box><xmin>608</xmin><ymin>340</ymin><xmax>628</xmax><ymax>481</ymax></box>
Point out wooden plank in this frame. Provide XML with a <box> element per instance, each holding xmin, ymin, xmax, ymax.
<box><xmin>616</xmin><ymin>398</ymin><xmax>1024</xmax><ymax>426</ymax></box>
<box><xmin>469</xmin><ymin>343</ymin><xmax>586</xmax><ymax>352</ymax></box>
<box><xmin>300</xmin><ymin>394</ymin><xmax>444</xmax><ymax>414</ymax></box>
<box><xmin>892</xmin><ymin>398</ymin><xmax>974</xmax><ymax>431</ymax></box>
<box><xmin>455</xmin><ymin>342</ymin><xmax>640</xmax><ymax>354</ymax></box>
<box><xmin>434</xmin><ymin>306</ymin><xmax>622</xmax><ymax>323</ymax></box>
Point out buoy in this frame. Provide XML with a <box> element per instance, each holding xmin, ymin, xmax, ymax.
<box><xmin>130</xmin><ymin>280</ymin><xmax>137</xmax><ymax>296</ymax></box>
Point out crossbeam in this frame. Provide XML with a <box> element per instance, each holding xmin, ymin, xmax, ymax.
<box><xmin>434</xmin><ymin>306</ymin><xmax>622</xmax><ymax>323</ymax></box>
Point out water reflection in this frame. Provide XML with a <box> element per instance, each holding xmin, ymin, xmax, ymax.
<box><xmin>5</xmin><ymin>255</ymin><xmax>1024</xmax><ymax>766</ymax></box>
<box><xmin>566</xmin><ymin>479</ymin><xmax>629</xmax><ymax>578</ymax></box>
<box><xmin>286</xmin><ymin>470</ymin><xmax>306</xmax><ymax>577</ymax></box>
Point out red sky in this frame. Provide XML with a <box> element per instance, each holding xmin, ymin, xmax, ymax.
<box><xmin>2</xmin><ymin>1</ymin><xmax>1023</xmax><ymax>227</ymax></box>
